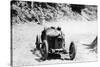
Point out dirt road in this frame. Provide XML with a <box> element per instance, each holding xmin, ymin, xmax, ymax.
<box><xmin>12</xmin><ymin>21</ymin><xmax>97</xmax><ymax>66</ymax></box>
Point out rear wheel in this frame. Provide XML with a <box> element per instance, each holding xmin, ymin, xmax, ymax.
<box><xmin>40</xmin><ymin>40</ymin><xmax>48</xmax><ymax>60</ymax></box>
<box><xmin>69</xmin><ymin>42</ymin><xmax>76</xmax><ymax>60</ymax></box>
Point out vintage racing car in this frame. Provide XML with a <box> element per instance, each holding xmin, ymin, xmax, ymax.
<box><xmin>35</xmin><ymin>26</ymin><xmax>76</xmax><ymax>60</ymax></box>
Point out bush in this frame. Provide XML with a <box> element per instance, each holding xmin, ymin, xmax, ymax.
<box><xmin>11</xmin><ymin>0</ymin><xmax>97</xmax><ymax>25</ymax></box>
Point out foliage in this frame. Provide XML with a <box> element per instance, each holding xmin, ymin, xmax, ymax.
<box><xmin>11</xmin><ymin>0</ymin><xmax>97</xmax><ymax>25</ymax></box>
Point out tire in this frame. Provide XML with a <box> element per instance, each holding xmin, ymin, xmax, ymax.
<box><xmin>40</xmin><ymin>40</ymin><xmax>48</xmax><ymax>60</ymax></box>
<box><xmin>35</xmin><ymin>35</ymin><xmax>40</xmax><ymax>50</ymax></box>
<box><xmin>69</xmin><ymin>42</ymin><xmax>76</xmax><ymax>60</ymax></box>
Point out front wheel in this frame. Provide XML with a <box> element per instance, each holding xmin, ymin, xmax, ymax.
<box><xmin>40</xmin><ymin>40</ymin><xmax>48</xmax><ymax>60</ymax></box>
<box><xmin>69</xmin><ymin>42</ymin><xmax>76</xmax><ymax>60</ymax></box>
<box><xmin>35</xmin><ymin>35</ymin><xmax>40</xmax><ymax>50</ymax></box>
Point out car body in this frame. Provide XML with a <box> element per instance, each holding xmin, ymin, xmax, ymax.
<box><xmin>35</xmin><ymin>26</ymin><xmax>76</xmax><ymax>60</ymax></box>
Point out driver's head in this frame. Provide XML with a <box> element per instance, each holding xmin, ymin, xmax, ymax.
<box><xmin>51</xmin><ymin>26</ymin><xmax>55</xmax><ymax>29</ymax></box>
<box><xmin>57</xmin><ymin>27</ymin><xmax>61</xmax><ymax>31</ymax></box>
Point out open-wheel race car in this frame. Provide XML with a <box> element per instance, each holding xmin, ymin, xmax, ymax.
<box><xmin>35</xmin><ymin>26</ymin><xmax>76</xmax><ymax>60</ymax></box>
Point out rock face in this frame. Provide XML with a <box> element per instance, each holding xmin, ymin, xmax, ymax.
<box><xmin>81</xmin><ymin>5</ymin><xmax>97</xmax><ymax>21</ymax></box>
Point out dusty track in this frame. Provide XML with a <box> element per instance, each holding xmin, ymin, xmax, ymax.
<box><xmin>12</xmin><ymin>21</ymin><xmax>97</xmax><ymax>66</ymax></box>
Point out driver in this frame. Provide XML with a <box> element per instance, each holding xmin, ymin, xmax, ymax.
<box><xmin>46</xmin><ymin>26</ymin><xmax>62</xmax><ymax>37</ymax></box>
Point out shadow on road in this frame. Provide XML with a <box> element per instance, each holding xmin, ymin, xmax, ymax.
<box><xmin>30</xmin><ymin>48</ymin><xmax>64</xmax><ymax>61</ymax></box>
<box><xmin>35</xmin><ymin>53</ymin><xmax>61</xmax><ymax>62</ymax></box>
<box><xmin>30</xmin><ymin>48</ymin><xmax>71</xmax><ymax>62</ymax></box>
<box><xmin>47</xmin><ymin>53</ymin><xmax>61</xmax><ymax>60</ymax></box>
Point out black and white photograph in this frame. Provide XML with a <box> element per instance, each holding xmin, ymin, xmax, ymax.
<box><xmin>11</xmin><ymin>0</ymin><xmax>98</xmax><ymax>66</ymax></box>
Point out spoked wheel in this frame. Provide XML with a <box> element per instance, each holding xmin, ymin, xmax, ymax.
<box><xmin>40</xmin><ymin>40</ymin><xmax>48</xmax><ymax>60</ymax></box>
<box><xmin>69</xmin><ymin>42</ymin><xmax>76</xmax><ymax>60</ymax></box>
